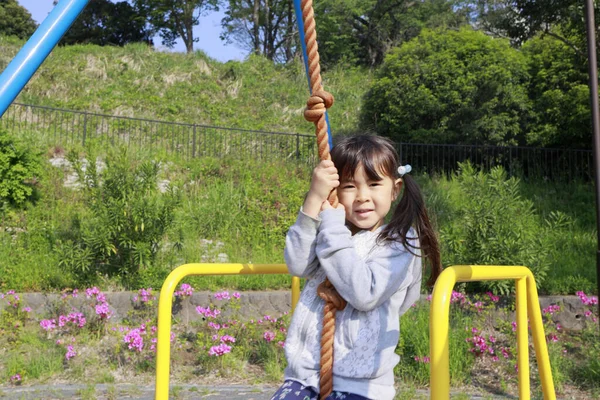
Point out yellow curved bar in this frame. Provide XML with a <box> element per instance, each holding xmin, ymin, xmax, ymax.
<box><xmin>516</xmin><ymin>277</ymin><xmax>530</xmax><ymax>399</ymax></box>
<box><xmin>155</xmin><ymin>263</ymin><xmax>292</xmax><ymax>400</ymax></box>
<box><xmin>430</xmin><ymin>265</ymin><xmax>556</xmax><ymax>400</ymax></box>
<box><xmin>526</xmin><ymin>273</ymin><xmax>556</xmax><ymax>400</ymax></box>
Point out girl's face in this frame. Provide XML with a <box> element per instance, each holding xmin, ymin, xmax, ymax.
<box><xmin>337</xmin><ymin>163</ymin><xmax>402</xmax><ymax>234</ymax></box>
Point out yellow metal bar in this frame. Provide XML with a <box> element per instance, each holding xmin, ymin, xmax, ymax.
<box><xmin>292</xmin><ymin>276</ymin><xmax>300</xmax><ymax>313</ymax></box>
<box><xmin>430</xmin><ymin>266</ymin><xmax>456</xmax><ymax>399</ymax></box>
<box><xmin>516</xmin><ymin>277</ymin><xmax>530</xmax><ymax>399</ymax></box>
<box><xmin>155</xmin><ymin>263</ymin><xmax>292</xmax><ymax>400</ymax></box>
<box><xmin>526</xmin><ymin>274</ymin><xmax>556</xmax><ymax>400</ymax></box>
<box><xmin>430</xmin><ymin>265</ymin><xmax>556</xmax><ymax>400</ymax></box>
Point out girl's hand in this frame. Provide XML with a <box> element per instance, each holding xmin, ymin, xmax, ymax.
<box><xmin>320</xmin><ymin>200</ymin><xmax>345</xmax><ymax>212</ymax></box>
<box><xmin>309</xmin><ymin>160</ymin><xmax>339</xmax><ymax>201</ymax></box>
<box><xmin>302</xmin><ymin>160</ymin><xmax>339</xmax><ymax>218</ymax></box>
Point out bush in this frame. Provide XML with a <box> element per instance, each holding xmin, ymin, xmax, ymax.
<box><xmin>55</xmin><ymin>148</ymin><xmax>180</xmax><ymax>286</ymax></box>
<box><xmin>0</xmin><ymin>129</ymin><xmax>42</xmax><ymax>208</ymax></box>
<box><xmin>361</xmin><ymin>27</ymin><xmax>531</xmax><ymax>146</ymax></box>
<box><xmin>440</xmin><ymin>163</ymin><xmax>549</xmax><ymax>294</ymax></box>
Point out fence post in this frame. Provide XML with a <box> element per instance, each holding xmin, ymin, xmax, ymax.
<box><xmin>82</xmin><ymin>111</ymin><xmax>88</xmax><ymax>146</ymax></box>
<box><xmin>192</xmin><ymin>124</ymin><xmax>197</xmax><ymax>158</ymax></box>
<box><xmin>296</xmin><ymin>132</ymin><xmax>300</xmax><ymax>160</ymax></box>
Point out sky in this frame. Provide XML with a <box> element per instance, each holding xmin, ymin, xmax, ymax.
<box><xmin>17</xmin><ymin>0</ymin><xmax>246</xmax><ymax>62</ymax></box>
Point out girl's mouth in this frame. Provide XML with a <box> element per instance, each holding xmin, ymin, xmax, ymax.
<box><xmin>355</xmin><ymin>209</ymin><xmax>373</xmax><ymax>215</ymax></box>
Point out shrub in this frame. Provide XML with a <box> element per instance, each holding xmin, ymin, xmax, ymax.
<box><xmin>0</xmin><ymin>128</ymin><xmax>42</xmax><ymax>208</ymax></box>
<box><xmin>55</xmin><ymin>148</ymin><xmax>180</xmax><ymax>286</ymax></box>
<box><xmin>361</xmin><ymin>27</ymin><xmax>531</xmax><ymax>146</ymax></box>
<box><xmin>440</xmin><ymin>163</ymin><xmax>549</xmax><ymax>294</ymax></box>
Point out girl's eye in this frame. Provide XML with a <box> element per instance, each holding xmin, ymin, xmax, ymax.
<box><xmin>370</xmin><ymin>183</ymin><xmax>381</xmax><ymax>187</ymax></box>
<box><xmin>341</xmin><ymin>184</ymin><xmax>355</xmax><ymax>189</ymax></box>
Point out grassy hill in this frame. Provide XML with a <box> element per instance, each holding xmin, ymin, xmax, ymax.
<box><xmin>0</xmin><ymin>35</ymin><xmax>371</xmax><ymax>134</ymax></box>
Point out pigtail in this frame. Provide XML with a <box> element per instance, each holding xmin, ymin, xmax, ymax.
<box><xmin>380</xmin><ymin>174</ymin><xmax>442</xmax><ymax>287</ymax></box>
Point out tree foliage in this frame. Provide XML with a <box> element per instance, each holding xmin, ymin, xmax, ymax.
<box><xmin>523</xmin><ymin>34</ymin><xmax>591</xmax><ymax>148</ymax></box>
<box><xmin>134</xmin><ymin>0</ymin><xmax>220</xmax><ymax>53</ymax></box>
<box><xmin>59</xmin><ymin>0</ymin><xmax>152</xmax><ymax>46</ymax></box>
<box><xmin>0</xmin><ymin>0</ymin><xmax>37</xmax><ymax>40</ymax></box>
<box><xmin>361</xmin><ymin>27</ymin><xmax>531</xmax><ymax>145</ymax></box>
<box><xmin>221</xmin><ymin>0</ymin><xmax>296</xmax><ymax>62</ymax></box>
<box><xmin>314</xmin><ymin>0</ymin><xmax>469</xmax><ymax>68</ymax></box>
<box><xmin>473</xmin><ymin>0</ymin><xmax>597</xmax><ymax>57</ymax></box>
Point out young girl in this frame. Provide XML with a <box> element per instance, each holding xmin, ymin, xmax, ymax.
<box><xmin>271</xmin><ymin>135</ymin><xmax>442</xmax><ymax>400</ymax></box>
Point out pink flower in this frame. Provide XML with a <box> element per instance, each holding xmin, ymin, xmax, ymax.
<box><xmin>220</xmin><ymin>335</ymin><xmax>236</xmax><ymax>343</ymax></box>
<box><xmin>486</xmin><ymin>292</ymin><xmax>499</xmax><ymax>302</ymax></box>
<box><xmin>10</xmin><ymin>373</ymin><xmax>21</xmax><ymax>383</ymax></box>
<box><xmin>208</xmin><ymin>344</ymin><xmax>231</xmax><ymax>356</ymax></box>
<box><xmin>196</xmin><ymin>306</ymin><xmax>221</xmax><ymax>319</ymax></box>
<box><xmin>263</xmin><ymin>331</ymin><xmax>276</xmax><ymax>342</ymax></box>
<box><xmin>95</xmin><ymin>303</ymin><xmax>112</xmax><ymax>319</ymax></box>
<box><xmin>232</xmin><ymin>292</ymin><xmax>241</xmax><ymax>299</ymax></box>
<box><xmin>174</xmin><ymin>283</ymin><xmax>194</xmax><ymax>298</ymax></box>
<box><xmin>450</xmin><ymin>291</ymin><xmax>466</xmax><ymax>304</ymax></box>
<box><xmin>23</xmin><ymin>307</ymin><xmax>31</xmax><ymax>313</ymax></box>
<box><xmin>123</xmin><ymin>329</ymin><xmax>144</xmax><ymax>352</ymax></box>
<box><xmin>65</xmin><ymin>345</ymin><xmax>77</xmax><ymax>360</ymax></box>
<box><xmin>576</xmin><ymin>291</ymin><xmax>598</xmax><ymax>306</ymax></box>
<box><xmin>542</xmin><ymin>305</ymin><xmax>561</xmax><ymax>315</ymax></box>
<box><xmin>214</xmin><ymin>291</ymin><xmax>231</xmax><ymax>300</ymax></box>
<box><xmin>40</xmin><ymin>319</ymin><xmax>57</xmax><ymax>331</ymax></box>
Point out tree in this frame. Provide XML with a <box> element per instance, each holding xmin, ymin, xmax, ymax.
<box><xmin>0</xmin><ymin>0</ymin><xmax>37</xmax><ymax>40</ymax></box>
<box><xmin>313</xmin><ymin>0</ymin><xmax>469</xmax><ymax>68</ymax></box>
<box><xmin>221</xmin><ymin>0</ymin><xmax>297</xmax><ymax>62</ymax></box>
<box><xmin>473</xmin><ymin>0</ymin><xmax>598</xmax><ymax>57</ymax></box>
<box><xmin>58</xmin><ymin>0</ymin><xmax>152</xmax><ymax>46</ymax></box>
<box><xmin>135</xmin><ymin>0</ymin><xmax>220</xmax><ymax>53</ymax></box>
<box><xmin>523</xmin><ymin>34</ymin><xmax>591</xmax><ymax>148</ymax></box>
<box><xmin>361</xmin><ymin>27</ymin><xmax>532</xmax><ymax>146</ymax></box>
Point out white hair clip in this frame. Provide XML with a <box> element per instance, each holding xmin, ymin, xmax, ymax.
<box><xmin>397</xmin><ymin>164</ymin><xmax>412</xmax><ymax>177</ymax></box>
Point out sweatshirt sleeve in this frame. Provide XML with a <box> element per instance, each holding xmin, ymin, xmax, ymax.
<box><xmin>284</xmin><ymin>209</ymin><xmax>322</xmax><ymax>278</ymax></box>
<box><xmin>315</xmin><ymin>208</ymin><xmax>420</xmax><ymax>312</ymax></box>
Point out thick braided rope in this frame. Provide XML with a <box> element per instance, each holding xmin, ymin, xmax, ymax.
<box><xmin>300</xmin><ymin>1</ymin><xmax>346</xmax><ymax>399</ymax></box>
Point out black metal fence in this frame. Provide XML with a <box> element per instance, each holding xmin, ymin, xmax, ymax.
<box><xmin>0</xmin><ymin>103</ymin><xmax>317</xmax><ymax>162</ymax></box>
<box><xmin>0</xmin><ymin>102</ymin><xmax>594</xmax><ymax>181</ymax></box>
<box><xmin>398</xmin><ymin>143</ymin><xmax>594</xmax><ymax>182</ymax></box>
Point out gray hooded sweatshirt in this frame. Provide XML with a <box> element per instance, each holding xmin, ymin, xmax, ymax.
<box><xmin>283</xmin><ymin>208</ymin><xmax>422</xmax><ymax>400</ymax></box>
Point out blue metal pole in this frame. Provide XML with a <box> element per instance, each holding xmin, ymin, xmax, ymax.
<box><xmin>0</xmin><ymin>0</ymin><xmax>90</xmax><ymax>117</ymax></box>
<box><xmin>293</xmin><ymin>0</ymin><xmax>333</xmax><ymax>150</ymax></box>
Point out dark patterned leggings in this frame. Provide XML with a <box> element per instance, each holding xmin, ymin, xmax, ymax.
<box><xmin>270</xmin><ymin>380</ymin><xmax>370</xmax><ymax>400</ymax></box>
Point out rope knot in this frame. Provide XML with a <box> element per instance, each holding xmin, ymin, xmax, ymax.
<box><xmin>317</xmin><ymin>279</ymin><xmax>347</xmax><ymax>310</ymax></box>
<box><xmin>304</xmin><ymin>90</ymin><xmax>335</xmax><ymax>123</ymax></box>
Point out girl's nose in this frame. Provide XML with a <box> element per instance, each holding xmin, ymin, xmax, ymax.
<box><xmin>356</xmin><ymin>188</ymin><xmax>370</xmax><ymax>202</ymax></box>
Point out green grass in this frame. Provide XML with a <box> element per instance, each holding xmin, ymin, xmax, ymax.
<box><xmin>0</xmin><ymin>36</ymin><xmax>371</xmax><ymax>137</ymax></box>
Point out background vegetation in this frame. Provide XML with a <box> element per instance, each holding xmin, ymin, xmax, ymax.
<box><xmin>0</xmin><ymin>0</ymin><xmax>598</xmax><ymax>294</ymax></box>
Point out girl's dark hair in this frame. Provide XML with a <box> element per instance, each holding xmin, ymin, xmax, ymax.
<box><xmin>330</xmin><ymin>135</ymin><xmax>442</xmax><ymax>286</ymax></box>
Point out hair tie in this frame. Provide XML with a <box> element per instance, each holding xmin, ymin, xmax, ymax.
<box><xmin>397</xmin><ymin>164</ymin><xmax>412</xmax><ymax>177</ymax></box>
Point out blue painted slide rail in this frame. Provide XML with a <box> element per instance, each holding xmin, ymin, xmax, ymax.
<box><xmin>0</xmin><ymin>0</ymin><xmax>90</xmax><ymax>118</ymax></box>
